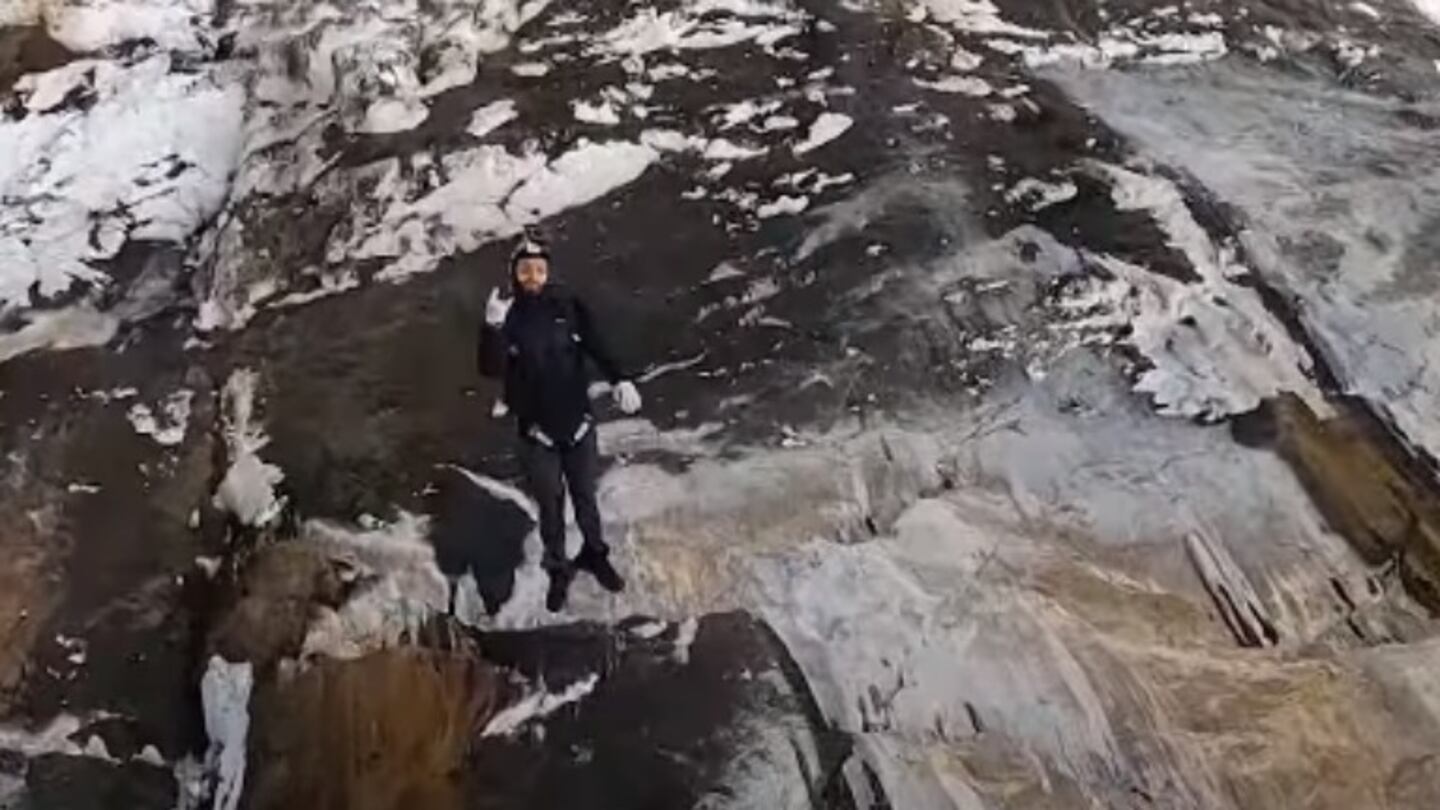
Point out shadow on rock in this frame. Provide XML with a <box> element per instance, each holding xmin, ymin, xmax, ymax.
<box><xmin>426</xmin><ymin>467</ymin><xmax>533</xmax><ymax>616</ymax></box>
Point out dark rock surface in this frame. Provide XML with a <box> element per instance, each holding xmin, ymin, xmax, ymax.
<box><xmin>3</xmin><ymin>0</ymin><xmax>1440</xmax><ymax>808</ymax></box>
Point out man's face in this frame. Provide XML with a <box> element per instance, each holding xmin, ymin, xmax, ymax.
<box><xmin>514</xmin><ymin>256</ymin><xmax>549</xmax><ymax>294</ymax></box>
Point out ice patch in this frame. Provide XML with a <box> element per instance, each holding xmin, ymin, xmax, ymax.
<box><xmin>793</xmin><ymin>112</ymin><xmax>853</xmax><ymax>155</ymax></box>
<box><xmin>482</xmin><ymin>673</ymin><xmax>600</xmax><ymax>737</ymax></box>
<box><xmin>126</xmin><ymin>389</ymin><xmax>194</xmax><ymax>447</ymax></box>
<box><xmin>200</xmin><ymin>656</ymin><xmax>252</xmax><ymax>810</ymax></box>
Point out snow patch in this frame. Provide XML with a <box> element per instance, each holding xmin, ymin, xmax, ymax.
<box><xmin>993</xmin><ymin>29</ymin><xmax>1227</xmax><ymax>69</ymax></box>
<box><xmin>482</xmin><ymin>673</ymin><xmax>600</xmax><ymax>737</ymax></box>
<box><xmin>1065</xmin><ymin>163</ymin><xmax>1326</xmax><ymax>419</ymax></box>
<box><xmin>672</xmin><ymin>617</ymin><xmax>700</xmax><ymax>665</ymax></box>
<box><xmin>0</xmin><ymin>713</ymin><xmax>92</xmax><ymax>759</ymax></box>
<box><xmin>628</xmin><ymin>620</ymin><xmax>668</xmax><ymax>639</ymax></box>
<box><xmin>0</xmin><ymin>54</ymin><xmax>242</xmax><ymax>319</ymax></box>
<box><xmin>572</xmin><ymin>99</ymin><xmax>622</xmax><ymax>125</ymax></box>
<box><xmin>1412</xmin><ymin>0</ymin><xmax>1440</xmax><ymax>26</ymax></box>
<box><xmin>213</xmin><ymin>369</ymin><xmax>285</xmax><ymax>527</ymax></box>
<box><xmin>301</xmin><ymin>512</ymin><xmax>453</xmax><ymax>659</ymax></box>
<box><xmin>793</xmin><ymin>112</ymin><xmax>854</xmax><ymax>155</ymax></box>
<box><xmin>339</xmin><ymin>139</ymin><xmax>657</xmax><ymax>284</ymax></box>
<box><xmin>1005</xmin><ymin>177</ymin><xmax>1078</xmax><ymax>211</ymax></box>
<box><xmin>32</xmin><ymin>0</ymin><xmax>217</xmax><ymax>53</ymax></box>
<box><xmin>1350</xmin><ymin>2</ymin><xmax>1382</xmax><ymax>20</ymax></box>
<box><xmin>917</xmin><ymin>0</ymin><xmax>1047</xmax><ymax>39</ymax></box>
<box><xmin>126</xmin><ymin>389</ymin><xmax>194</xmax><ymax>447</ymax></box>
<box><xmin>757</xmin><ymin>195</ymin><xmax>810</xmax><ymax>219</ymax></box>
<box><xmin>0</xmin><ymin>307</ymin><xmax>118</xmax><ymax>366</ymax></box>
<box><xmin>706</xmin><ymin>261</ymin><xmax>747</xmax><ymax>283</ymax></box>
<box><xmin>593</xmin><ymin>0</ymin><xmax>805</xmax><ymax>58</ymax></box>
<box><xmin>714</xmin><ymin>98</ymin><xmax>782</xmax><ymax>129</ymax></box>
<box><xmin>914</xmin><ymin>75</ymin><xmax>993</xmax><ymax>96</ymax></box>
<box><xmin>505</xmin><ymin>140</ymin><xmax>657</xmax><ymax>221</ymax></box>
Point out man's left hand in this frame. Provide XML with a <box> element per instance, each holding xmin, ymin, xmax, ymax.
<box><xmin>614</xmin><ymin>381</ymin><xmax>642</xmax><ymax>415</ymax></box>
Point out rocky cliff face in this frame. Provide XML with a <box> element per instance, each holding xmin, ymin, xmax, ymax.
<box><xmin>2</xmin><ymin>0</ymin><xmax>1440</xmax><ymax>808</ymax></box>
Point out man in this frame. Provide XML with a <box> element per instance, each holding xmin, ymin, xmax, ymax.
<box><xmin>478</xmin><ymin>234</ymin><xmax>643</xmax><ymax>612</ymax></box>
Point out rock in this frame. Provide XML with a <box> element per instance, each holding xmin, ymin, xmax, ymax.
<box><xmin>6</xmin><ymin>1</ymin><xmax>1440</xmax><ymax>808</ymax></box>
<box><xmin>466</xmin><ymin>612</ymin><xmax>853</xmax><ymax>809</ymax></box>
<box><xmin>20</xmin><ymin>754</ymin><xmax>174</xmax><ymax>810</ymax></box>
<box><xmin>207</xmin><ymin>542</ymin><xmax>349</xmax><ymax>670</ymax></box>
<box><xmin>246</xmin><ymin>643</ymin><xmax>502</xmax><ymax>810</ymax></box>
<box><xmin>0</xmin><ymin>26</ymin><xmax>72</xmax><ymax>95</ymax></box>
<box><xmin>1264</xmin><ymin>394</ymin><xmax>1440</xmax><ymax>612</ymax></box>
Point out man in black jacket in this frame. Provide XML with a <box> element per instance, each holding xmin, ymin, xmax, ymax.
<box><xmin>478</xmin><ymin>235</ymin><xmax>642</xmax><ymax>611</ymax></box>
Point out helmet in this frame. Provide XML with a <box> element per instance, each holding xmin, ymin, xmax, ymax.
<box><xmin>509</xmin><ymin>231</ymin><xmax>550</xmax><ymax>270</ymax></box>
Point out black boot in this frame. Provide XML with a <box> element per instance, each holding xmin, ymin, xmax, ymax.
<box><xmin>576</xmin><ymin>548</ymin><xmax>625</xmax><ymax>594</ymax></box>
<box><xmin>546</xmin><ymin>567</ymin><xmax>575</xmax><ymax>612</ymax></box>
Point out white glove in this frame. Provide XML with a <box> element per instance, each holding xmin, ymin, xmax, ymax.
<box><xmin>485</xmin><ymin>287</ymin><xmax>512</xmax><ymax>326</ymax></box>
<box><xmin>613</xmin><ymin>380</ymin><xmax>642</xmax><ymax>415</ymax></box>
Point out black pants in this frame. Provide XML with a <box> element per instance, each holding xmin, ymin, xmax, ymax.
<box><xmin>521</xmin><ymin>429</ymin><xmax>607</xmax><ymax>572</ymax></box>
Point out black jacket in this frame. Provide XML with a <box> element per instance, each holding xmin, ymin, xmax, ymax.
<box><xmin>478</xmin><ymin>284</ymin><xmax>625</xmax><ymax>445</ymax></box>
